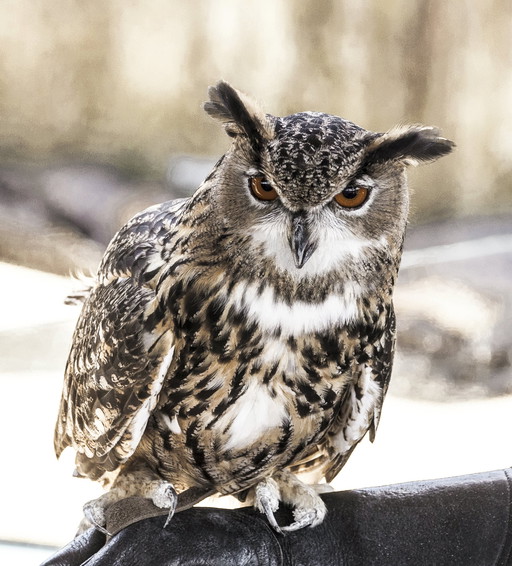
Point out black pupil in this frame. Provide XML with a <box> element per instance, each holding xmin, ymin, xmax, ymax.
<box><xmin>260</xmin><ymin>179</ymin><xmax>273</xmax><ymax>192</ymax></box>
<box><xmin>342</xmin><ymin>187</ymin><xmax>358</xmax><ymax>199</ymax></box>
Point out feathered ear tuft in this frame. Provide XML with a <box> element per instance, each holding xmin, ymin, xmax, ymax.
<box><xmin>365</xmin><ymin>125</ymin><xmax>455</xmax><ymax>166</ymax></box>
<box><xmin>204</xmin><ymin>81</ymin><xmax>274</xmax><ymax>149</ymax></box>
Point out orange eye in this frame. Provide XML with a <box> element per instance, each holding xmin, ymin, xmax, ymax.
<box><xmin>249</xmin><ymin>176</ymin><xmax>279</xmax><ymax>201</ymax></box>
<box><xmin>334</xmin><ymin>186</ymin><xmax>369</xmax><ymax>208</ymax></box>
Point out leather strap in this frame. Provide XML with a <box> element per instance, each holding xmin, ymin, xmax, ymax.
<box><xmin>105</xmin><ymin>486</ymin><xmax>216</xmax><ymax>537</ymax></box>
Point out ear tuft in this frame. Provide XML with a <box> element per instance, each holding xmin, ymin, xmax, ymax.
<box><xmin>365</xmin><ymin>125</ymin><xmax>455</xmax><ymax>166</ymax></box>
<box><xmin>204</xmin><ymin>81</ymin><xmax>274</xmax><ymax>149</ymax></box>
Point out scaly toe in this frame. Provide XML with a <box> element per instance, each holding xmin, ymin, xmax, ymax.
<box><xmin>258</xmin><ymin>495</ymin><xmax>283</xmax><ymax>534</ymax></box>
<box><xmin>281</xmin><ymin>502</ymin><xmax>327</xmax><ymax>532</ymax></box>
<box><xmin>82</xmin><ymin>498</ymin><xmax>111</xmax><ymax>535</ymax></box>
<box><xmin>151</xmin><ymin>482</ymin><xmax>177</xmax><ymax>528</ymax></box>
<box><xmin>254</xmin><ymin>478</ymin><xmax>283</xmax><ymax>534</ymax></box>
<box><xmin>152</xmin><ymin>482</ymin><xmax>177</xmax><ymax>509</ymax></box>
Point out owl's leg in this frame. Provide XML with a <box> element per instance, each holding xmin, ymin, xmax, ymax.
<box><xmin>253</xmin><ymin>470</ymin><xmax>327</xmax><ymax>533</ymax></box>
<box><xmin>80</xmin><ymin>463</ymin><xmax>177</xmax><ymax>534</ymax></box>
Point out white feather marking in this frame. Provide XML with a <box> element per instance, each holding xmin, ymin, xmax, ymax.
<box><xmin>334</xmin><ymin>365</ymin><xmax>382</xmax><ymax>454</ymax></box>
<box><xmin>230</xmin><ymin>281</ymin><xmax>361</xmax><ymax>335</ymax></box>
<box><xmin>144</xmin><ymin>250</ymin><xmax>166</xmax><ymax>276</ymax></box>
<box><xmin>209</xmin><ymin>372</ymin><xmax>227</xmax><ymax>393</ymax></box>
<box><xmin>93</xmin><ymin>408</ymin><xmax>106</xmax><ymax>437</ymax></box>
<box><xmin>261</xmin><ymin>338</ymin><xmax>289</xmax><ymax>363</ymax></box>
<box><xmin>127</xmin><ymin>345</ymin><xmax>175</xmax><ymax>450</ymax></box>
<box><xmin>218</xmin><ymin>380</ymin><xmax>288</xmax><ymax>451</ymax></box>
<box><xmin>161</xmin><ymin>413</ymin><xmax>182</xmax><ymax>434</ymax></box>
<box><xmin>261</xmin><ymin>339</ymin><xmax>298</xmax><ymax>373</ymax></box>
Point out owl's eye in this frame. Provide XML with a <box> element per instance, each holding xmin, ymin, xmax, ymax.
<box><xmin>333</xmin><ymin>186</ymin><xmax>369</xmax><ymax>208</ymax></box>
<box><xmin>249</xmin><ymin>176</ymin><xmax>279</xmax><ymax>201</ymax></box>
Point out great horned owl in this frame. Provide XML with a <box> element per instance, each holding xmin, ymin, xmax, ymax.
<box><xmin>54</xmin><ymin>81</ymin><xmax>454</xmax><ymax>533</ymax></box>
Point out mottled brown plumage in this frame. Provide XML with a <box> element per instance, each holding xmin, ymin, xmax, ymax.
<box><xmin>55</xmin><ymin>81</ymin><xmax>454</xmax><ymax>532</ymax></box>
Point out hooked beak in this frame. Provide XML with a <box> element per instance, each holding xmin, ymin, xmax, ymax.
<box><xmin>289</xmin><ymin>211</ymin><xmax>318</xmax><ymax>269</ymax></box>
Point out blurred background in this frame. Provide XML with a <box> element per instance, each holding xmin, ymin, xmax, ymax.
<box><xmin>0</xmin><ymin>1</ymin><xmax>511</xmax><ymax>563</ymax></box>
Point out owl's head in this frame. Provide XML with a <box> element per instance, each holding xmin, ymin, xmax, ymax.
<box><xmin>204</xmin><ymin>81</ymin><xmax>454</xmax><ymax>278</ymax></box>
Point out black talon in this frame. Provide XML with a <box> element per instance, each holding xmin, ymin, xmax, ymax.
<box><xmin>163</xmin><ymin>507</ymin><xmax>175</xmax><ymax>529</ymax></box>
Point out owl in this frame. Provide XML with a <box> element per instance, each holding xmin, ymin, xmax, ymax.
<box><xmin>54</xmin><ymin>81</ymin><xmax>454</xmax><ymax>533</ymax></box>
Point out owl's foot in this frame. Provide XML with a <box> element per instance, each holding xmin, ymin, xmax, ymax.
<box><xmin>78</xmin><ymin>470</ymin><xmax>177</xmax><ymax>534</ymax></box>
<box><xmin>114</xmin><ymin>467</ymin><xmax>178</xmax><ymax>530</ymax></box>
<box><xmin>254</xmin><ymin>478</ymin><xmax>283</xmax><ymax>534</ymax></box>
<box><xmin>254</xmin><ymin>471</ymin><xmax>327</xmax><ymax>533</ymax></box>
<box><xmin>81</xmin><ymin>489</ymin><xmax>122</xmax><ymax>535</ymax></box>
<box><xmin>278</xmin><ymin>471</ymin><xmax>327</xmax><ymax>532</ymax></box>
<box><xmin>152</xmin><ymin>482</ymin><xmax>178</xmax><ymax>528</ymax></box>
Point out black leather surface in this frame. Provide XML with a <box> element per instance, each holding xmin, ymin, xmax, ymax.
<box><xmin>41</xmin><ymin>469</ymin><xmax>512</xmax><ymax>566</ymax></box>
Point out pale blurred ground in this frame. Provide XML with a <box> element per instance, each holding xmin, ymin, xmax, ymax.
<box><xmin>0</xmin><ymin>261</ymin><xmax>511</xmax><ymax>565</ymax></box>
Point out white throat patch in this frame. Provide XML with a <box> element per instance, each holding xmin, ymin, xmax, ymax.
<box><xmin>230</xmin><ymin>280</ymin><xmax>362</xmax><ymax>335</ymax></box>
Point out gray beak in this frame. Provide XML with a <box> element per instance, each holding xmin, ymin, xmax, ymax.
<box><xmin>289</xmin><ymin>212</ymin><xmax>317</xmax><ymax>269</ymax></box>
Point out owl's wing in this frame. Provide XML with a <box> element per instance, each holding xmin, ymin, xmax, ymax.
<box><xmin>54</xmin><ymin>199</ymin><xmax>188</xmax><ymax>480</ymax></box>
<box><xmin>322</xmin><ymin>310</ymin><xmax>396</xmax><ymax>482</ymax></box>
